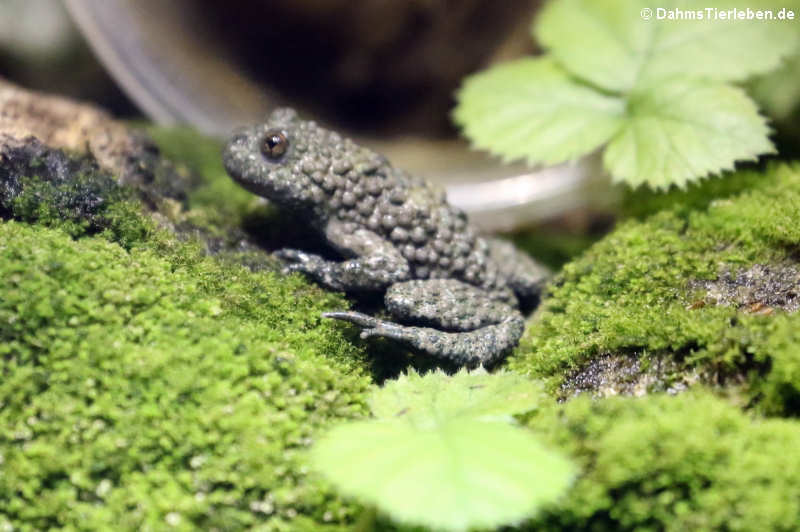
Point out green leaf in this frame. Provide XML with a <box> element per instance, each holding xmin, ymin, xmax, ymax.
<box><xmin>604</xmin><ymin>79</ymin><xmax>774</xmax><ymax>189</ymax></box>
<box><xmin>370</xmin><ymin>368</ymin><xmax>547</xmax><ymax>423</ymax></box>
<box><xmin>453</xmin><ymin>58</ymin><xmax>625</xmax><ymax>166</ymax></box>
<box><xmin>312</xmin><ymin>420</ymin><xmax>573</xmax><ymax>532</ymax></box>
<box><xmin>535</xmin><ymin>0</ymin><xmax>800</xmax><ymax>92</ymax></box>
<box><xmin>454</xmin><ymin>0</ymin><xmax>793</xmax><ymax>189</ymax></box>
<box><xmin>535</xmin><ymin>0</ymin><xmax>649</xmax><ymax>92</ymax></box>
<box><xmin>311</xmin><ymin>370</ymin><xmax>574</xmax><ymax>531</ymax></box>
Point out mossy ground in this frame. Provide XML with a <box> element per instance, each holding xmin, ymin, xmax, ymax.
<box><xmin>0</xmin><ymin>217</ymin><xmax>373</xmax><ymax>530</ymax></box>
<box><xmin>509</xmin><ymin>163</ymin><xmax>800</xmax><ymax>529</ymax></box>
<box><xmin>526</xmin><ymin>391</ymin><xmax>800</xmax><ymax>531</ymax></box>
<box><xmin>3</xmin><ymin>125</ymin><xmax>800</xmax><ymax>531</ymax></box>
<box><xmin>511</xmin><ymin>163</ymin><xmax>800</xmax><ymax>415</ymax></box>
<box><xmin>0</xmin><ymin>134</ymin><xmax>377</xmax><ymax>529</ymax></box>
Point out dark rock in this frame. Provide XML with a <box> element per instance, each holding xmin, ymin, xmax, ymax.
<box><xmin>689</xmin><ymin>263</ymin><xmax>800</xmax><ymax>314</ymax></box>
<box><xmin>560</xmin><ymin>353</ymin><xmax>699</xmax><ymax>399</ymax></box>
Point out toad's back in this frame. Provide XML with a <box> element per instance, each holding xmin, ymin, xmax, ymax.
<box><xmin>223</xmin><ymin>108</ymin><xmax>506</xmax><ymax>295</ymax></box>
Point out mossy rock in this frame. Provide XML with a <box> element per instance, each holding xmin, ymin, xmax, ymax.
<box><xmin>512</xmin><ymin>161</ymin><xmax>800</xmax><ymax>530</ymax></box>
<box><xmin>0</xmin><ymin>132</ymin><xmax>375</xmax><ymax>529</ymax></box>
<box><xmin>0</xmin><ymin>219</ymin><xmax>372</xmax><ymax>530</ymax></box>
<box><xmin>526</xmin><ymin>391</ymin><xmax>800</xmax><ymax>531</ymax></box>
<box><xmin>510</xmin><ymin>163</ymin><xmax>800</xmax><ymax>415</ymax></box>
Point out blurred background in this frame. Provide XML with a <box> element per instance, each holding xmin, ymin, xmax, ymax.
<box><xmin>57</xmin><ymin>0</ymin><xmax>543</xmax><ymax>136</ymax></box>
<box><xmin>0</xmin><ymin>0</ymin><xmax>137</xmax><ymax>116</ymax></box>
<box><xmin>4</xmin><ymin>0</ymin><xmax>797</xmax><ymax>247</ymax></box>
<box><xmin>1</xmin><ymin>0</ymin><xmax>613</xmax><ymax>237</ymax></box>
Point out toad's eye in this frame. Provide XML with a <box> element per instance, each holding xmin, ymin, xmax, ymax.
<box><xmin>261</xmin><ymin>129</ymin><xmax>289</xmax><ymax>160</ymax></box>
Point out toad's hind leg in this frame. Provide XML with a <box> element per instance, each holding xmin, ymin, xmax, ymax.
<box><xmin>325</xmin><ymin>279</ymin><xmax>525</xmax><ymax>366</ymax></box>
<box><xmin>487</xmin><ymin>238</ymin><xmax>550</xmax><ymax>303</ymax></box>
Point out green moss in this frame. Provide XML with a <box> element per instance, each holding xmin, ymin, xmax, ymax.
<box><xmin>0</xmin><ymin>139</ymin><xmax>153</xmax><ymax>249</ymax></box>
<box><xmin>12</xmin><ymin>178</ymin><xmax>152</xmax><ymax>249</ymax></box>
<box><xmin>525</xmin><ymin>391</ymin><xmax>800</xmax><ymax>531</ymax></box>
<box><xmin>510</xmin><ymin>163</ymin><xmax>800</xmax><ymax>415</ymax></box>
<box><xmin>0</xmin><ymin>220</ymin><xmax>371</xmax><ymax>530</ymax></box>
<box><xmin>145</xmin><ymin>126</ymin><xmax>258</xmax><ymax>238</ymax></box>
<box><xmin>620</xmin><ymin>166</ymin><xmax>768</xmax><ymax>220</ymax></box>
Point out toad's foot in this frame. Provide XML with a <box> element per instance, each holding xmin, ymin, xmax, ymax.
<box><xmin>323</xmin><ymin>310</ymin><xmax>524</xmax><ymax>366</ymax></box>
<box><xmin>324</xmin><ymin>279</ymin><xmax>525</xmax><ymax>365</ymax></box>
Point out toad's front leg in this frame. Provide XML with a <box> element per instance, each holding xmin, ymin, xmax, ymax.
<box><xmin>277</xmin><ymin>221</ymin><xmax>410</xmax><ymax>292</ymax></box>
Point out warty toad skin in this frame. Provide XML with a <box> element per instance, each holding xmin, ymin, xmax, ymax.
<box><xmin>223</xmin><ymin>108</ymin><xmax>548</xmax><ymax>366</ymax></box>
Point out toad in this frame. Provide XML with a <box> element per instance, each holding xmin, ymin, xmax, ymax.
<box><xmin>223</xmin><ymin>108</ymin><xmax>548</xmax><ymax>365</ymax></box>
